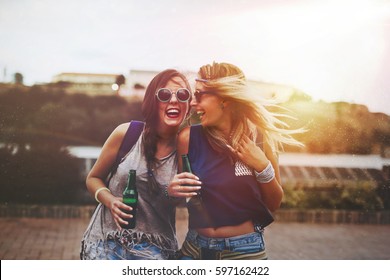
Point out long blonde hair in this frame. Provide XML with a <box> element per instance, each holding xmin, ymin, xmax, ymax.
<box><xmin>197</xmin><ymin>62</ymin><xmax>303</xmax><ymax>154</ymax></box>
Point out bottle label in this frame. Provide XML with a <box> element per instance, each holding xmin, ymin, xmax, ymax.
<box><xmin>123</xmin><ymin>198</ymin><xmax>137</xmax><ymax>204</ymax></box>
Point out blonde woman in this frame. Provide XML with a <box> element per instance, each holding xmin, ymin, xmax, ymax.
<box><xmin>167</xmin><ymin>62</ymin><xmax>302</xmax><ymax>260</ymax></box>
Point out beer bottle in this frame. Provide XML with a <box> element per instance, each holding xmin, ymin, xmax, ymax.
<box><xmin>181</xmin><ymin>154</ymin><xmax>212</xmax><ymax>225</ymax></box>
<box><xmin>122</xmin><ymin>169</ymin><xmax>138</xmax><ymax>229</ymax></box>
<box><xmin>181</xmin><ymin>154</ymin><xmax>201</xmax><ymax>204</ymax></box>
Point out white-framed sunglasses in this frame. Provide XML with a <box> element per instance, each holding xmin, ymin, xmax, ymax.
<box><xmin>155</xmin><ymin>88</ymin><xmax>191</xmax><ymax>103</ymax></box>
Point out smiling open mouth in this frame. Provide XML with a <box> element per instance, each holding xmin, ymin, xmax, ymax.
<box><xmin>197</xmin><ymin>111</ymin><xmax>205</xmax><ymax>118</ymax></box>
<box><xmin>166</xmin><ymin>108</ymin><xmax>181</xmax><ymax>118</ymax></box>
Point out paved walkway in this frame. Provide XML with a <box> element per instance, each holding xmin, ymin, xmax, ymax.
<box><xmin>1</xmin><ymin>215</ymin><xmax>389</xmax><ymax>260</ymax></box>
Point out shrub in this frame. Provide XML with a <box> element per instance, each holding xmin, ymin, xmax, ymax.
<box><xmin>0</xmin><ymin>144</ymin><xmax>82</xmax><ymax>204</ymax></box>
<box><xmin>281</xmin><ymin>181</ymin><xmax>385</xmax><ymax>210</ymax></box>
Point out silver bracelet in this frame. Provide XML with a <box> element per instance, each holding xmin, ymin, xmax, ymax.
<box><xmin>254</xmin><ymin>161</ymin><xmax>275</xmax><ymax>183</ymax></box>
<box><xmin>94</xmin><ymin>187</ymin><xmax>111</xmax><ymax>203</ymax></box>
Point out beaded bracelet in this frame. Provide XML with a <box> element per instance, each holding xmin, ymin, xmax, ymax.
<box><xmin>163</xmin><ymin>185</ymin><xmax>176</xmax><ymax>200</ymax></box>
<box><xmin>94</xmin><ymin>187</ymin><xmax>111</xmax><ymax>203</ymax></box>
<box><xmin>254</xmin><ymin>161</ymin><xmax>275</xmax><ymax>183</ymax></box>
<box><xmin>163</xmin><ymin>186</ymin><xmax>170</xmax><ymax>197</ymax></box>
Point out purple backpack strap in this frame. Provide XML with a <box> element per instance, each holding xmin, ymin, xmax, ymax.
<box><xmin>117</xmin><ymin>121</ymin><xmax>145</xmax><ymax>162</ymax></box>
<box><xmin>110</xmin><ymin>120</ymin><xmax>145</xmax><ymax>177</ymax></box>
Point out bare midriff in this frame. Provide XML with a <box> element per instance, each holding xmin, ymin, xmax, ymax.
<box><xmin>195</xmin><ymin>220</ymin><xmax>254</xmax><ymax>238</ymax></box>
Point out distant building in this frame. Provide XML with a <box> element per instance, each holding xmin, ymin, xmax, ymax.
<box><xmin>49</xmin><ymin>70</ymin><xmax>162</xmax><ymax>97</ymax></box>
<box><xmin>117</xmin><ymin>69</ymin><xmax>159</xmax><ymax>98</ymax></box>
<box><xmin>279</xmin><ymin>153</ymin><xmax>390</xmax><ymax>187</ymax></box>
<box><xmin>120</xmin><ymin>69</ymin><xmax>197</xmax><ymax>98</ymax></box>
<box><xmin>127</xmin><ymin>70</ymin><xmax>159</xmax><ymax>89</ymax></box>
<box><xmin>52</xmin><ymin>72</ymin><xmax>118</xmax><ymax>84</ymax></box>
<box><xmin>47</xmin><ymin>70</ymin><xmax>299</xmax><ymax>102</ymax></box>
<box><xmin>51</xmin><ymin>72</ymin><xmax>119</xmax><ymax>96</ymax></box>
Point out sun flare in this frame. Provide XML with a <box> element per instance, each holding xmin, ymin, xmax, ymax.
<box><xmin>215</xmin><ymin>0</ymin><xmax>389</xmax><ymax>107</ymax></box>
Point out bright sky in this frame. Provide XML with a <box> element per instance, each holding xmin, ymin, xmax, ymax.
<box><xmin>1</xmin><ymin>0</ymin><xmax>389</xmax><ymax>114</ymax></box>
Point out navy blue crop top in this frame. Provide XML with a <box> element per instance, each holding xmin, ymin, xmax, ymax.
<box><xmin>187</xmin><ymin>125</ymin><xmax>274</xmax><ymax>229</ymax></box>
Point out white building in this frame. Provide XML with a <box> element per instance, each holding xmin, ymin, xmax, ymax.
<box><xmin>51</xmin><ymin>70</ymin><xmax>297</xmax><ymax>101</ymax></box>
<box><xmin>51</xmin><ymin>72</ymin><xmax>120</xmax><ymax>96</ymax></box>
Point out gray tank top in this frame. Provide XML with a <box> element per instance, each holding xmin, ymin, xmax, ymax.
<box><xmin>81</xmin><ymin>132</ymin><xmax>180</xmax><ymax>253</ymax></box>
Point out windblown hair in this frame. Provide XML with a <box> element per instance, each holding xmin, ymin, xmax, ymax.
<box><xmin>197</xmin><ymin>62</ymin><xmax>303</xmax><ymax>154</ymax></box>
<box><xmin>141</xmin><ymin>69</ymin><xmax>191</xmax><ymax>193</ymax></box>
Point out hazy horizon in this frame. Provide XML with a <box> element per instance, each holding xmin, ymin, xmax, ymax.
<box><xmin>1</xmin><ymin>0</ymin><xmax>389</xmax><ymax>114</ymax></box>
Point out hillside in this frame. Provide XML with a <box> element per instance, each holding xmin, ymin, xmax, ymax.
<box><xmin>0</xmin><ymin>87</ymin><xmax>389</xmax><ymax>155</ymax></box>
<box><xmin>279</xmin><ymin>92</ymin><xmax>390</xmax><ymax>155</ymax></box>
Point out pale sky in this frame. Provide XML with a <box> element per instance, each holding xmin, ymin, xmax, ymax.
<box><xmin>1</xmin><ymin>0</ymin><xmax>389</xmax><ymax>114</ymax></box>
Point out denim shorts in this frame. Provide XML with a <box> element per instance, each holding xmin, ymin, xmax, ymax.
<box><xmin>83</xmin><ymin>239</ymin><xmax>166</xmax><ymax>260</ymax></box>
<box><xmin>180</xmin><ymin>229</ymin><xmax>267</xmax><ymax>260</ymax></box>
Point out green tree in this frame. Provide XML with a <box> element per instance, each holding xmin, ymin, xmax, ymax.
<box><xmin>14</xmin><ymin>72</ymin><xmax>24</xmax><ymax>85</ymax></box>
<box><xmin>0</xmin><ymin>145</ymin><xmax>82</xmax><ymax>204</ymax></box>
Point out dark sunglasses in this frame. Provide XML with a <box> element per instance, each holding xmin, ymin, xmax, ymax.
<box><xmin>193</xmin><ymin>90</ymin><xmax>214</xmax><ymax>103</ymax></box>
<box><xmin>155</xmin><ymin>88</ymin><xmax>191</xmax><ymax>103</ymax></box>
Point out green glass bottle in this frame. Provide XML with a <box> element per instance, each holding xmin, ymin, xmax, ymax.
<box><xmin>122</xmin><ymin>169</ymin><xmax>138</xmax><ymax>229</ymax></box>
<box><xmin>181</xmin><ymin>154</ymin><xmax>212</xmax><ymax>225</ymax></box>
<box><xmin>182</xmin><ymin>154</ymin><xmax>201</xmax><ymax>204</ymax></box>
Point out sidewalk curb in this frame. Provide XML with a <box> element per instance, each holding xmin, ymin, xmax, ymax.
<box><xmin>274</xmin><ymin>209</ymin><xmax>390</xmax><ymax>224</ymax></box>
<box><xmin>0</xmin><ymin>204</ymin><xmax>389</xmax><ymax>224</ymax></box>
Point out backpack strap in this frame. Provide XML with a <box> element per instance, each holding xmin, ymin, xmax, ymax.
<box><xmin>109</xmin><ymin>121</ymin><xmax>145</xmax><ymax>179</ymax></box>
<box><xmin>117</xmin><ymin>121</ymin><xmax>145</xmax><ymax>164</ymax></box>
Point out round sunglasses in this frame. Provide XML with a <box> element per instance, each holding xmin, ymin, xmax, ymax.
<box><xmin>155</xmin><ymin>88</ymin><xmax>191</xmax><ymax>103</ymax></box>
<box><xmin>193</xmin><ymin>90</ymin><xmax>214</xmax><ymax>103</ymax></box>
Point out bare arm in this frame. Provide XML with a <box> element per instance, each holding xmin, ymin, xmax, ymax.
<box><xmin>85</xmin><ymin>122</ymin><xmax>133</xmax><ymax>229</ymax></box>
<box><xmin>257</xmin><ymin>142</ymin><xmax>284</xmax><ymax>212</ymax></box>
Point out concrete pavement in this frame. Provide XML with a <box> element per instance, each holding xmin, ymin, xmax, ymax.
<box><xmin>1</xmin><ymin>215</ymin><xmax>389</xmax><ymax>260</ymax></box>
